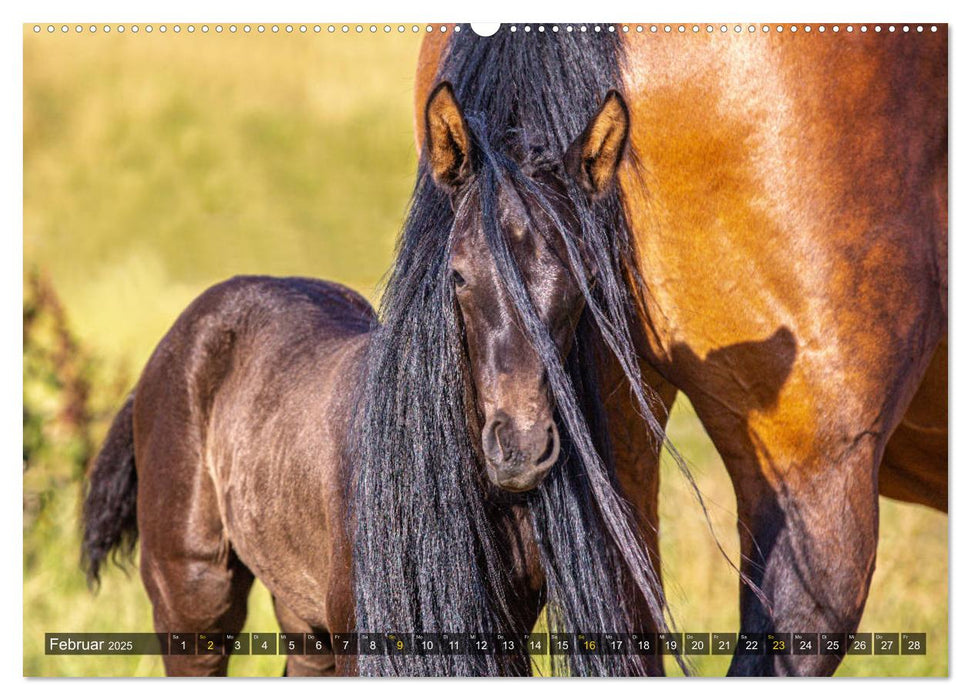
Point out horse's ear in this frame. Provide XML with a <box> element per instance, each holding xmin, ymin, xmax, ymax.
<box><xmin>565</xmin><ymin>90</ymin><xmax>630</xmax><ymax>199</ymax></box>
<box><xmin>425</xmin><ymin>82</ymin><xmax>471</xmax><ymax>192</ymax></box>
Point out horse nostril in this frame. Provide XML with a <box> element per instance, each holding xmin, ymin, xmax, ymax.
<box><xmin>483</xmin><ymin>413</ymin><xmax>511</xmax><ymax>463</ymax></box>
<box><xmin>492</xmin><ymin>420</ymin><xmax>507</xmax><ymax>459</ymax></box>
<box><xmin>535</xmin><ymin>424</ymin><xmax>558</xmax><ymax>467</ymax></box>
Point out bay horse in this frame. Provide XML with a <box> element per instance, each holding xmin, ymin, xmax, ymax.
<box><xmin>82</xmin><ymin>80</ymin><xmax>677</xmax><ymax>676</ymax></box>
<box><xmin>415</xmin><ymin>25</ymin><xmax>947</xmax><ymax>676</ymax></box>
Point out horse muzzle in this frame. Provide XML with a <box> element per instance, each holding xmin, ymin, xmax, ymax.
<box><xmin>481</xmin><ymin>410</ymin><xmax>560</xmax><ymax>492</ymax></box>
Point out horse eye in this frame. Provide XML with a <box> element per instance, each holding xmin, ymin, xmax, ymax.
<box><xmin>452</xmin><ymin>269</ymin><xmax>467</xmax><ymax>288</ymax></box>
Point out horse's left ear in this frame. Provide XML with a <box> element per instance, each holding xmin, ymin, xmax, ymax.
<box><xmin>565</xmin><ymin>90</ymin><xmax>630</xmax><ymax>199</ymax></box>
<box><xmin>425</xmin><ymin>82</ymin><xmax>472</xmax><ymax>192</ymax></box>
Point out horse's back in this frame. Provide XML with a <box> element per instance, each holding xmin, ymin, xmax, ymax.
<box><xmin>138</xmin><ymin>273</ymin><xmax>374</xmax><ymax>392</ymax></box>
<box><xmin>174</xmin><ymin>274</ymin><xmax>376</xmax><ymax>346</ymax></box>
<box><xmin>133</xmin><ymin>274</ymin><xmax>375</xmax><ymax>465</ymax></box>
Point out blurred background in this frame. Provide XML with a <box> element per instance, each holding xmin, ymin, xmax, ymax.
<box><xmin>23</xmin><ymin>26</ymin><xmax>947</xmax><ymax>677</ymax></box>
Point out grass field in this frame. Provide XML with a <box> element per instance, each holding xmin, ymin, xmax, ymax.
<box><xmin>22</xmin><ymin>26</ymin><xmax>947</xmax><ymax>677</ymax></box>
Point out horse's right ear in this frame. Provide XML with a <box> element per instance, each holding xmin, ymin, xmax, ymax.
<box><xmin>425</xmin><ymin>82</ymin><xmax>471</xmax><ymax>192</ymax></box>
<box><xmin>565</xmin><ymin>90</ymin><xmax>630</xmax><ymax>199</ymax></box>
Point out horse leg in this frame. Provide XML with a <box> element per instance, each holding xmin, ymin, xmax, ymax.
<box><xmin>878</xmin><ymin>336</ymin><xmax>947</xmax><ymax>512</ymax></box>
<box><xmin>681</xmin><ymin>372</ymin><xmax>889</xmax><ymax>677</ymax></box>
<box><xmin>604</xmin><ymin>356</ymin><xmax>676</xmax><ymax>676</ymax></box>
<box><xmin>732</xmin><ymin>450</ymin><xmax>879</xmax><ymax>676</ymax></box>
<box><xmin>136</xmin><ymin>423</ymin><xmax>254</xmax><ymax>675</ymax></box>
<box><xmin>140</xmin><ymin>540</ymin><xmax>254</xmax><ymax>676</ymax></box>
<box><xmin>273</xmin><ymin>596</ymin><xmax>337</xmax><ymax>677</ymax></box>
<box><xmin>651</xmin><ymin>315</ymin><xmax>949</xmax><ymax>677</ymax></box>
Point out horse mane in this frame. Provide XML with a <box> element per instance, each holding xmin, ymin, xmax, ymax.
<box><xmin>351</xmin><ymin>25</ymin><xmax>684</xmax><ymax>676</ymax></box>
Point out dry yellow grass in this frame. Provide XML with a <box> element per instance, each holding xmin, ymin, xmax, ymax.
<box><xmin>23</xmin><ymin>26</ymin><xmax>947</xmax><ymax>677</ymax></box>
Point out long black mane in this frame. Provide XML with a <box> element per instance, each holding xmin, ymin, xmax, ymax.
<box><xmin>351</xmin><ymin>25</ymin><xmax>681</xmax><ymax>676</ymax></box>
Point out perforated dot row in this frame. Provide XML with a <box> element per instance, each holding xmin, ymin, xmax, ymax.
<box><xmin>620</xmin><ymin>24</ymin><xmax>937</xmax><ymax>34</ymax></box>
<box><xmin>30</xmin><ymin>24</ymin><xmax>940</xmax><ymax>35</ymax></box>
<box><xmin>30</xmin><ymin>24</ymin><xmax>458</xmax><ymax>34</ymax></box>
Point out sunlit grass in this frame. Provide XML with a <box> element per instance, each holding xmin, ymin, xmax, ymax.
<box><xmin>23</xmin><ymin>27</ymin><xmax>946</xmax><ymax>678</ymax></box>
<box><xmin>24</xmin><ymin>29</ymin><xmax>421</xmax><ymax>376</ymax></box>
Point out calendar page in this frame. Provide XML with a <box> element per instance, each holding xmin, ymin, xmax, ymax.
<box><xmin>22</xmin><ymin>20</ymin><xmax>948</xmax><ymax>679</ymax></box>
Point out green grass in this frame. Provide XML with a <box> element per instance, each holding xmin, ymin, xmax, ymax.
<box><xmin>24</xmin><ymin>29</ymin><xmax>421</xmax><ymax>374</ymax></box>
<box><xmin>22</xmin><ymin>27</ymin><xmax>947</xmax><ymax>677</ymax></box>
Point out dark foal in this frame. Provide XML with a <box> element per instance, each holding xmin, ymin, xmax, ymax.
<box><xmin>82</xmin><ymin>83</ymin><xmax>632</xmax><ymax>676</ymax></box>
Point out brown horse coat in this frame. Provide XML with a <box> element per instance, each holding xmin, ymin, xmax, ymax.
<box><xmin>415</xmin><ymin>26</ymin><xmax>947</xmax><ymax>676</ymax></box>
<box><xmin>134</xmin><ymin>276</ymin><xmax>371</xmax><ymax>675</ymax></box>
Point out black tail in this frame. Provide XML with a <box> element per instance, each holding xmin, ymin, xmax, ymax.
<box><xmin>82</xmin><ymin>393</ymin><xmax>138</xmax><ymax>587</ymax></box>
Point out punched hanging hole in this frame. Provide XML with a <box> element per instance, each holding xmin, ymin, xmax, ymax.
<box><xmin>471</xmin><ymin>23</ymin><xmax>500</xmax><ymax>37</ymax></box>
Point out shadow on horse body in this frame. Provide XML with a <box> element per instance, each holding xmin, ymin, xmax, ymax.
<box><xmin>83</xmin><ymin>84</ymin><xmax>667</xmax><ymax>676</ymax></box>
<box><xmin>416</xmin><ymin>26</ymin><xmax>947</xmax><ymax>676</ymax></box>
